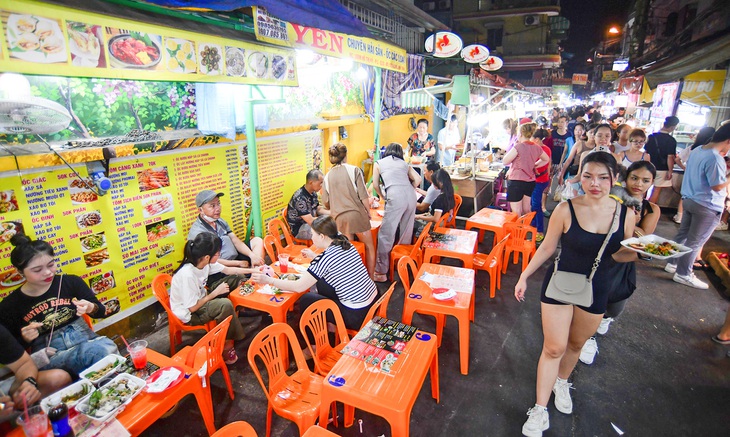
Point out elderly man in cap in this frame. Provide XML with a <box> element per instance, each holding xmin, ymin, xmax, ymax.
<box><xmin>646</xmin><ymin>116</ymin><xmax>680</xmax><ymax>204</ymax></box>
<box><xmin>188</xmin><ymin>190</ymin><xmax>265</xmax><ymax>275</ymax></box>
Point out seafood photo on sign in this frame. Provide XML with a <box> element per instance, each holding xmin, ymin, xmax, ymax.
<box><xmin>102</xmin><ymin>297</ymin><xmax>120</xmax><ymax>316</ymax></box>
<box><xmin>76</xmin><ymin>210</ymin><xmax>102</xmax><ymax>229</ymax></box>
<box><xmin>146</xmin><ymin>218</ymin><xmax>176</xmax><ymax>242</ymax></box>
<box><xmin>0</xmin><ymin>221</ymin><xmax>22</xmax><ymax>245</ymax></box>
<box><xmin>84</xmin><ymin>248</ymin><xmax>110</xmax><ymax>268</ymax></box>
<box><xmin>66</xmin><ymin>21</ymin><xmax>105</xmax><ymax>67</ymax></box>
<box><xmin>225</xmin><ymin>46</ymin><xmax>245</xmax><ymax>77</ymax></box>
<box><xmin>137</xmin><ymin>167</ymin><xmax>170</xmax><ymax>192</ymax></box>
<box><xmin>0</xmin><ymin>190</ymin><xmax>19</xmax><ymax>213</ymax></box>
<box><xmin>80</xmin><ymin>231</ymin><xmax>106</xmax><ymax>253</ymax></box>
<box><xmin>5</xmin><ymin>14</ymin><xmax>67</xmax><ymax>64</ymax></box>
<box><xmin>69</xmin><ymin>178</ymin><xmax>99</xmax><ymax>204</ymax></box>
<box><xmin>88</xmin><ymin>271</ymin><xmax>116</xmax><ymax>295</ymax></box>
<box><xmin>155</xmin><ymin>242</ymin><xmax>174</xmax><ymax>258</ymax></box>
<box><xmin>0</xmin><ymin>267</ymin><xmax>25</xmax><ymax>289</ymax></box>
<box><xmin>105</xmin><ymin>27</ymin><xmax>161</xmax><ymax>69</ymax></box>
<box><xmin>141</xmin><ymin>193</ymin><xmax>174</xmax><ymax>218</ymax></box>
<box><xmin>198</xmin><ymin>43</ymin><xmax>222</xmax><ymax>75</ymax></box>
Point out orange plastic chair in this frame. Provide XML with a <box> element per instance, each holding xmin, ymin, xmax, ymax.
<box><xmin>248</xmin><ymin>323</ymin><xmax>325</xmax><ymax>437</ymax></box>
<box><xmin>172</xmin><ymin>315</ymin><xmax>235</xmax><ymax>403</ymax></box>
<box><xmin>399</xmin><ymin>256</ymin><xmax>446</xmax><ymax>346</ymax></box>
<box><xmin>516</xmin><ymin>211</ymin><xmax>537</xmax><ymax>226</ymax></box>
<box><xmin>152</xmin><ymin>274</ymin><xmax>215</xmax><ymax>355</ymax></box>
<box><xmin>473</xmin><ymin>234</ymin><xmax>510</xmax><ymax>298</ymax></box>
<box><xmin>347</xmin><ymin>281</ymin><xmax>396</xmax><ymax>338</ymax></box>
<box><xmin>434</xmin><ymin>213</ymin><xmax>449</xmax><ymax>231</ymax></box>
<box><xmin>211</xmin><ymin>421</ymin><xmax>258</xmax><ymax>437</ymax></box>
<box><xmin>263</xmin><ymin>235</ymin><xmax>279</xmax><ymax>264</ymax></box>
<box><xmin>446</xmin><ymin>194</ymin><xmax>463</xmax><ymax>228</ymax></box>
<box><xmin>502</xmin><ymin>222</ymin><xmax>538</xmax><ymax>274</ymax></box>
<box><xmin>299</xmin><ymin>299</ymin><xmax>350</xmax><ymax>376</ymax></box>
<box><xmin>389</xmin><ymin>222</ymin><xmax>432</xmax><ymax>281</ymax></box>
<box><xmin>280</xmin><ymin>208</ymin><xmax>313</xmax><ymax>246</ymax></box>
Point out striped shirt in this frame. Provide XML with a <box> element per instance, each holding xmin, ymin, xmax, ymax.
<box><xmin>307</xmin><ymin>244</ymin><xmax>377</xmax><ymax>309</ymax></box>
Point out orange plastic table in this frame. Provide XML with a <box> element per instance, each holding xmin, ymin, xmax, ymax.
<box><xmin>317</xmin><ymin>328</ymin><xmax>439</xmax><ymax>437</ymax></box>
<box><xmin>402</xmin><ymin>263</ymin><xmax>476</xmax><ymax>375</ymax></box>
<box><xmin>229</xmin><ymin>264</ymin><xmax>303</xmax><ymax>324</ymax></box>
<box><xmin>422</xmin><ymin>229</ymin><xmax>478</xmax><ymax>269</ymax></box>
<box><xmin>465</xmin><ymin>208</ymin><xmax>518</xmax><ymax>245</ymax></box>
<box><xmin>303</xmin><ymin>425</ymin><xmax>341</xmax><ymax>436</ymax></box>
<box><xmin>5</xmin><ymin>350</ymin><xmax>215</xmax><ymax>437</ymax></box>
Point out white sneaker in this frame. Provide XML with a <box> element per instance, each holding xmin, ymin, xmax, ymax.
<box><xmin>673</xmin><ymin>273</ymin><xmax>709</xmax><ymax>289</ymax></box>
<box><xmin>716</xmin><ymin>222</ymin><xmax>728</xmax><ymax>231</ymax></box>
<box><xmin>672</xmin><ymin>214</ymin><xmax>682</xmax><ymax>224</ymax></box>
<box><xmin>522</xmin><ymin>405</ymin><xmax>549</xmax><ymax>437</ymax></box>
<box><xmin>579</xmin><ymin>337</ymin><xmax>598</xmax><ymax>365</ymax></box>
<box><xmin>552</xmin><ymin>378</ymin><xmax>573</xmax><ymax>414</ymax></box>
<box><xmin>664</xmin><ymin>263</ymin><xmax>677</xmax><ymax>274</ymax></box>
<box><xmin>597</xmin><ymin>317</ymin><xmax>614</xmax><ymax>335</ymax></box>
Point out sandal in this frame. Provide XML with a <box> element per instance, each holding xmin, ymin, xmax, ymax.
<box><xmin>373</xmin><ymin>273</ymin><xmax>388</xmax><ymax>283</ymax></box>
<box><xmin>692</xmin><ymin>260</ymin><xmax>708</xmax><ymax>270</ymax></box>
<box><xmin>712</xmin><ymin>335</ymin><xmax>730</xmax><ymax>345</ymax></box>
<box><xmin>223</xmin><ymin>348</ymin><xmax>239</xmax><ymax>365</ymax></box>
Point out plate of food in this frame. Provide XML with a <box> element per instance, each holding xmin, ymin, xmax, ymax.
<box><xmin>225</xmin><ymin>47</ymin><xmax>245</xmax><ymax>77</ymax></box>
<box><xmin>155</xmin><ymin>243</ymin><xmax>174</xmax><ymax>258</ymax></box>
<box><xmin>0</xmin><ymin>221</ymin><xmax>19</xmax><ymax>245</ymax></box>
<box><xmin>280</xmin><ymin>274</ymin><xmax>300</xmax><ymax>281</ymax></box>
<box><xmin>41</xmin><ymin>379</ymin><xmax>94</xmax><ymax>413</ymax></box>
<box><xmin>70</xmin><ymin>184</ymin><xmax>99</xmax><ymax>204</ymax></box>
<box><xmin>67</xmin><ymin>22</ymin><xmax>102</xmax><ymax>67</ymax></box>
<box><xmin>164</xmin><ymin>37</ymin><xmax>196</xmax><ymax>73</ymax></box>
<box><xmin>0</xmin><ymin>268</ymin><xmax>25</xmax><ymax>288</ymax></box>
<box><xmin>142</xmin><ymin>194</ymin><xmax>173</xmax><ymax>218</ymax></box>
<box><xmin>6</xmin><ymin>14</ymin><xmax>67</xmax><ymax>64</ymax></box>
<box><xmin>239</xmin><ymin>283</ymin><xmax>255</xmax><ymax>296</ymax></box>
<box><xmin>0</xmin><ymin>190</ymin><xmax>19</xmax><ymax>213</ymax></box>
<box><xmin>198</xmin><ymin>43</ymin><xmax>222</xmax><ymax>75</ymax></box>
<box><xmin>108</xmin><ymin>32</ymin><xmax>161</xmax><ymax>69</ymax></box>
<box><xmin>89</xmin><ymin>272</ymin><xmax>115</xmax><ymax>294</ymax></box>
<box><xmin>248</xmin><ymin>52</ymin><xmax>269</xmax><ymax>78</ymax></box>
<box><xmin>76</xmin><ymin>211</ymin><xmax>102</xmax><ymax>228</ymax></box>
<box><xmin>621</xmin><ymin>235</ymin><xmax>691</xmax><ymax>260</ymax></box>
<box><xmin>146</xmin><ymin>219</ymin><xmax>176</xmax><ymax>242</ymax></box>
<box><xmin>80</xmin><ymin>354</ymin><xmax>125</xmax><ymax>385</ymax></box>
<box><xmin>80</xmin><ymin>232</ymin><xmax>106</xmax><ymax>253</ymax></box>
<box><xmin>271</xmin><ymin>55</ymin><xmax>287</xmax><ymax>80</ymax></box>
<box><xmin>84</xmin><ymin>248</ymin><xmax>110</xmax><ymax>267</ymax></box>
<box><xmin>76</xmin><ymin>373</ymin><xmax>146</xmax><ymax>422</ymax></box>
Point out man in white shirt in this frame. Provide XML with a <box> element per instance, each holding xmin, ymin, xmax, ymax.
<box><xmin>437</xmin><ymin>114</ymin><xmax>462</xmax><ymax>166</ymax></box>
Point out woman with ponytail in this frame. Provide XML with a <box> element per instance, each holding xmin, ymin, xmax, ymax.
<box><xmin>252</xmin><ymin>215</ymin><xmax>377</xmax><ymax>330</ymax></box>
<box><xmin>169</xmin><ymin>233</ymin><xmax>247</xmax><ymax>364</ymax></box>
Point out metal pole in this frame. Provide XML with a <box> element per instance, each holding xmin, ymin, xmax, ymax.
<box><xmin>373</xmin><ymin>67</ymin><xmax>383</xmax><ymax>159</ymax></box>
<box><xmin>244</xmin><ymin>85</ymin><xmax>263</xmax><ymax>238</ymax></box>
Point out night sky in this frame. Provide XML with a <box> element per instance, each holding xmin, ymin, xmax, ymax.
<box><xmin>560</xmin><ymin>0</ymin><xmax>633</xmax><ymax>74</ymax></box>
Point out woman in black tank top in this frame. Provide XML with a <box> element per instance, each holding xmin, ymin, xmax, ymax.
<box><xmin>514</xmin><ymin>152</ymin><xmax>639</xmax><ymax>437</ymax></box>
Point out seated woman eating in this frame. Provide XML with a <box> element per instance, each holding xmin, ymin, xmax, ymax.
<box><xmin>252</xmin><ymin>215</ymin><xmax>377</xmax><ymax>330</ymax></box>
<box><xmin>0</xmin><ymin>235</ymin><xmax>118</xmax><ymax>378</ymax></box>
<box><xmin>414</xmin><ymin>168</ymin><xmax>455</xmax><ymax>237</ymax></box>
<box><xmin>170</xmin><ymin>232</ymin><xmax>249</xmax><ymax>365</ymax></box>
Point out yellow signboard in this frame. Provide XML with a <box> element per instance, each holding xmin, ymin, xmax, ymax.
<box><xmin>0</xmin><ymin>0</ymin><xmax>298</xmax><ymax>86</ymax></box>
<box><xmin>253</xmin><ymin>7</ymin><xmax>407</xmax><ymax>73</ymax></box>
<box><xmin>602</xmin><ymin>71</ymin><xmax>619</xmax><ymax>82</ymax></box>
<box><xmin>572</xmin><ymin>74</ymin><xmax>588</xmax><ymax>85</ymax></box>
<box><xmin>680</xmin><ymin>70</ymin><xmax>726</xmax><ymax>107</ymax></box>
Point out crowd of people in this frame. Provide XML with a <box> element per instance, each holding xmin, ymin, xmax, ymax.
<box><xmin>1</xmin><ymin>104</ymin><xmax>728</xmax><ymax>437</ymax></box>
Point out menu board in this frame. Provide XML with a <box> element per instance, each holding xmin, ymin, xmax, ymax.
<box><xmin>340</xmin><ymin>316</ymin><xmax>417</xmax><ymax>374</ymax></box>
<box><xmin>257</xmin><ymin>130</ymin><xmax>322</xmax><ymax>223</ymax></box>
<box><xmin>0</xmin><ymin>0</ymin><xmax>298</xmax><ymax>86</ymax></box>
<box><xmin>0</xmin><ymin>142</ymin><xmax>248</xmax><ymax>329</ymax></box>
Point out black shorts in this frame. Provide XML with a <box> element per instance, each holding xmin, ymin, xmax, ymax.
<box><xmin>506</xmin><ymin>180</ymin><xmax>536</xmax><ymax>202</ymax></box>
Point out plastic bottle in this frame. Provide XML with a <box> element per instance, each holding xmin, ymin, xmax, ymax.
<box><xmin>48</xmin><ymin>402</ymin><xmax>74</xmax><ymax>437</ymax></box>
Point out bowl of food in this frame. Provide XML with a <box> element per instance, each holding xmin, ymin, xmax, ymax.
<box><xmin>40</xmin><ymin>379</ymin><xmax>94</xmax><ymax>413</ymax></box>
<box><xmin>75</xmin><ymin>373</ymin><xmax>146</xmax><ymax>422</ymax></box>
<box><xmin>108</xmin><ymin>33</ymin><xmax>161</xmax><ymax>69</ymax></box>
<box><xmin>80</xmin><ymin>354</ymin><xmax>125</xmax><ymax>385</ymax></box>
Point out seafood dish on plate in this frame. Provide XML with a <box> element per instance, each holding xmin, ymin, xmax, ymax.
<box><xmin>41</xmin><ymin>380</ymin><xmax>94</xmax><ymax>413</ymax></box>
<box><xmin>137</xmin><ymin>167</ymin><xmax>170</xmax><ymax>191</ymax></box>
<box><xmin>80</xmin><ymin>232</ymin><xmax>106</xmax><ymax>252</ymax></box>
<box><xmin>109</xmin><ymin>32</ymin><xmax>161</xmax><ymax>68</ymax></box>
<box><xmin>76</xmin><ymin>211</ymin><xmax>102</xmax><ymax>228</ymax></box>
<box><xmin>0</xmin><ymin>222</ymin><xmax>19</xmax><ymax>245</ymax></box>
<box><xmin>0</xmin><ymin>268</ymin><xmax>25</xmax><ymax>288</ymax></box>
<box><xmin>76</xmin><ymin>374</ymin><xmax>145</xmax><ymax>422</ymax></box>
<box><xmin>89</xmin><ymin>272</ymin><xmax>115</xmax><ymax>294</ymax></box>
<box><xmin>80</xmin><ymin>354</ymin><xmax>125</xmax><ymax>384</ymax></box>
<box><xmin>248</xmin><ymin>52</ymin><xmax>269</xmax><ymax>78</ymax></box>
<box><xmin>164</xmin><ymin>37</ymin><xmax>196</xmax><ymax>73</ymax></box>
<box><xmin>198</xmin><ymin>43</ymin><xmax>222</xmax><ymax>75</ymax></box>
<box><xmin>142</xmin><ymin>194</ymin><xmax>173</xmax><ymax>217</ymax></box>
<box><xmin>0</xmin><ymin>190</ymin><xmax>19</xmax><ymax>213</ymax></box>
<box><xmin>155</xmin><ymin>243</ymin><xmax>174</xmax><ymax>258</ymax></box>
<box><xmin>84</xmin><ymin>248</ymin><xmax>109</xmax><ymax>267</ymax></box>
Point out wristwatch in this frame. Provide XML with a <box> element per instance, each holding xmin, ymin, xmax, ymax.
<box><xmin>24</xmin><ymin>376</ymin><xmax>38</xmax><ymax>388</ymax></box>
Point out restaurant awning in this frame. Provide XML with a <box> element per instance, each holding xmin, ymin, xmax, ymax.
<box><xmin>139</xmin><ymin>0</ymin><xmax>372</xmax><ymax>37</ymax></box>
